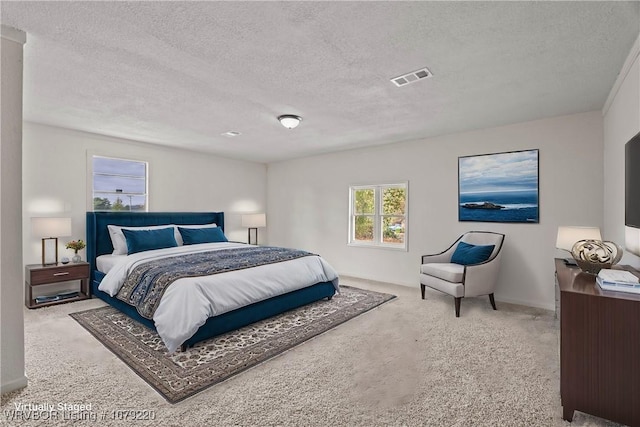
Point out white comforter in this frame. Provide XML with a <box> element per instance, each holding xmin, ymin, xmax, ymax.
<box><xmin>98</xmin><ymin>242</ymin><xmax>339</xmax><ymax>353</ymax></box>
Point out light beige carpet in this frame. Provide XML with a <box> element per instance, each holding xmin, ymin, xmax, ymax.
<box><xmin>1</xmin><ymin>277</ymin><xmax>624</xmax><ymax>426</ymax></box>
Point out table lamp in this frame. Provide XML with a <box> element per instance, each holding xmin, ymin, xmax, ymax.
<box><xmin>242</xmin><ymin>213</ymin><xmax>266</xmax><ymax>245</ymax></box>
<box><xmin>31</xmin><ymin>217</ymin><xmax>72</xmax><ymax>265</ymax></box>
<box><xmin>556</xmin><ymin>226</ymin><xmax>602</xmax><ymax>266</ymax></box>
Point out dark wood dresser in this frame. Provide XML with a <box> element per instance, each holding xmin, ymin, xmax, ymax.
<box><xmin>555</xmin><ymin>258</ymin><xmax>640</xmax><ymax>426</ymax></box>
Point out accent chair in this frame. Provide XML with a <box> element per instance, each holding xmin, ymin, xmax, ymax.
<box><xmin>420</xmin><ymin>231</ymin><xmax>505</xmax><ymax>317</ymax></box>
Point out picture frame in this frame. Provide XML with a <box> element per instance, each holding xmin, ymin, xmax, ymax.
<box><xmin>458</xmin><ymin>149</ymin><xmax>539</xmax><ymax>223</ymax></box>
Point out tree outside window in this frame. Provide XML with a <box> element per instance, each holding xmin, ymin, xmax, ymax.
<box><xmin>354</xmin><ymin>188</ymin><xmax>375</xmax><ymax>241</ymax></box>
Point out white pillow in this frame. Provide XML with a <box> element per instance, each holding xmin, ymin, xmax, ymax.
<box><xmin>173</xmin><ymin>223</ymin><xmax>217</xmax><ymax>246</ymax></box>
<box><xmin>108</xmin><ymin>224</ymin><xmax>178</xmax><ymax>255</ymax></box>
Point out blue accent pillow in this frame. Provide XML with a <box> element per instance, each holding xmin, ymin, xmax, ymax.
<box><xmin>451</xmin><ymin>241</ymin><xmax>495</xmax><ymax>266</ymax></box>
<box><xmin>178</xmin><ymin>227</ymin><xmax>228</xmax><ymax>245</ymax></box>
<box><xmin>122</xmin><ymin>227</ymin><xmax>178</xmax><ymax>255</ymax></box>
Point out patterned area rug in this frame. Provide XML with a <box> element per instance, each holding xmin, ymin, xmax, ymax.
<box><xmin>70</xmin><ymin>286</ymin><xmax>395</xmax><ymax>403</ymax></box>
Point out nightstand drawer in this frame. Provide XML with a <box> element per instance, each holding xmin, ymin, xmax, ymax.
<box><xmin>29</xmin><ymin>264</ymin><xmax>90</xmax><ymax>285</ymax></box>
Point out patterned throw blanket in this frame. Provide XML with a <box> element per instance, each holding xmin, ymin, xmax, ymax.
<box><xmin>116</xmin><ymin>246</ymin><xmax>316</xmax><ymax>320</ymax></box>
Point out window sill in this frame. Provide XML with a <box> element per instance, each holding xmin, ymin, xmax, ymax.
<box><xmin>347</xmin><ymin>242</ymin><xmax>407</xmax><ymax>252</ymax></box>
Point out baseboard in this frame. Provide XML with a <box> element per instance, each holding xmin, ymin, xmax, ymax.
<box><xmin>1</xmin><ymin>375</ymin><xmax>27</xmax><ymax>395</ymax></box>
<box><xmin>340</xmin><ymin>273</ymin><xmax>555</xmax><ymax>311</ymax></box>
<box><xmin>338</xmin><ymin>273</ymin><xmax>418</xmax><ymax>289</ymax></box>
<box><xmin>494</xmin><ymin>295</ymin><xmax>554</xmax><ymax>312</ymax></box>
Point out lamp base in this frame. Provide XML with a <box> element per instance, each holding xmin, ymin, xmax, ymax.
<box><xmin>41</xmin><ymin>237</ymin><xmax>59</xmax><ymax>266</ymax></box>
<box><xmin>247</xmin><ymin>228</ymin><xmax>258</xmax><ymax>245</ymax></box>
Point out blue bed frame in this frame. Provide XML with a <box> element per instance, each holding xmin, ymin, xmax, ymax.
<box><xmin>86</xmin><ymin>212</ymin><xmax>336</xmax><ymax>350</ymax></box>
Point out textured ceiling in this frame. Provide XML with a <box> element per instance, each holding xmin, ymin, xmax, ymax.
<box><xmin>2</xmin><ymin>1</ymin><xmax>639</xmax><ymax>163</ymax></box>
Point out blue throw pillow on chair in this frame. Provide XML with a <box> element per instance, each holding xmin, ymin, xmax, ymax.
<box><xmin>451</xmin><ymin>241</ymin><xmax>495</xmax><ymax>266</ymax></box>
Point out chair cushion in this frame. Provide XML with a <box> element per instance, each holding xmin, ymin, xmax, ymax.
<box><xmin>451</xmin><ymin>241</ymin><xmax>495</xmax><ymax>266</ymax></box>
<box><xmin>420</xmin><ymin>263</ymin><xmax>465</xmax><ymax>283</ymax></box>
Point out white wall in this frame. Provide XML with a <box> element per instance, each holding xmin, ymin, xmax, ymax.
<box><xmin>268</xmin><ymin>111</ymin><xmax>604</xmax><ymax>310</ymax></box>
<box><xmin>603</xmin><ymin>34</ymin><xmax>640</xmax><ymax>269</ymax></box>
<box><xmin>22</xmin><ymin>123</ymin><xmax>267</xmax><ymax>266</ymax></box>
<box><xmin>1</xmin><ymin>26</ymin><xmax>27</xmax><ymax>395</ymax></box>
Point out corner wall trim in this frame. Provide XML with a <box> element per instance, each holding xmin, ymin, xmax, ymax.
<box><xmin>602</xmin><ymin>33</ymin><xmax>640</xmax><ymax>116</ymax></box>
<box><xmin>0</xmin><ymin>25</ymin><xmax>26</xmax><ymax>45</ymax></box>
<box><xmin>1</xmin><ymin>375</ymin><xmax>28</xmax><ymax>395</ymax></box>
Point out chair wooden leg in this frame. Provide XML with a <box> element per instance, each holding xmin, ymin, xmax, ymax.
<box><xmin>489</xmin><ymin>293</ymin><xmax>497</xmax><ymax>310</ymax></box>
<box><xmin>454</xmin><ymin>297</ymin><xmax>461</xmax><ymax>317</ymax></box>
<box><xmin>420</xmin><ymin>284</ymin><xmax>425</xmax><ymax>300</ymax></box>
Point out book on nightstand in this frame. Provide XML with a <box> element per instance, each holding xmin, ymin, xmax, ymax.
<box><xmin>596</xmin><ymin>269</ymin><xmax>640</xmax><ymax>294</ymax></box>
<box><xmin>34</xmin><ymin>291</ymin><xmax>79</xmax><ymax>304</ymax></box>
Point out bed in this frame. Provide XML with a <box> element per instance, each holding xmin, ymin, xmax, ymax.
<box><xmin>86</xmin><ymin>212</ymin><xmax>338</xmax><ymax>352</ymax></box>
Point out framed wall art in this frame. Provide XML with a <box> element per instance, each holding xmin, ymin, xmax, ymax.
<box><xmin>458</xmin><ymin>149</ymin><xmax>539</xmax><ymax>223</ymax></box>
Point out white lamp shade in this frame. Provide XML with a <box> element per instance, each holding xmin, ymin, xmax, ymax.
<box><xmin>242</xmin><ymin>213</ymin><xmax>266</xmax><ymax>228</ymax></box>
<box><xmin>556</xmin><ymin>226</ymin><xmax>602</xmax><ymax>251</ymax></box>
<box><xmin>31</xmin><ymin>217</ymin><xmax>72</xmax><ymax>238</ymax></box>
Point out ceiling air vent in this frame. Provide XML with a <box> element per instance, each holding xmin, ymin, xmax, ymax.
<box><xmin>391</xmin><ymin>67</ymin><xmax>432</xmax><ymax>87</ymax></box>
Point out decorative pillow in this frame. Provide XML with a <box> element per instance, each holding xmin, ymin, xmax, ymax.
<box><xmin>108</xmin><ymin>224</ymin><xmax>177</xmax><ymax>255</ymax></box>
<box><xmin>178</xmin><ymin>227</ymin><xmax>228</xmax><ymax>245</ymax></box>
<box><xmin>451</xmin><ymin>241</ymin><xmax>495</xmax><ymax>266</ymax></box>
<box><xmin>122</xmin><ymin>227</ymin><xmax>178</xmax><ymax>255</ymax></box>
<box><xmin>173</xmin><ymin>223</ymin><xmax>217</xmax><ymax>246</ymax></box>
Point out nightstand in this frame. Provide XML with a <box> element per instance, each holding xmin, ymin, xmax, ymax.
<box><xmin>25</xmin><ymin>262</ymin><xmax>90</xmax><ymax>308</ymax></box>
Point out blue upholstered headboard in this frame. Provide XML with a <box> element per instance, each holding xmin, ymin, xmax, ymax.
<box><xmin>86</xmin><ymin>212</ymin><xmax>224</xmax><ymax>279</ymax></box>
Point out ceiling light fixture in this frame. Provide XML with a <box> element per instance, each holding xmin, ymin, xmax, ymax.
<box><xmin>278</xmin><ymin>115</ymin><xmax>302</xmax><ymax>129</ymax></box>
<box><xmin>222</xmin><ymin>131</ymin><xmax>241</xmax><ymax>137</ymax></box>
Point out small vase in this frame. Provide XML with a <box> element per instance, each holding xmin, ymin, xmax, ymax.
<box><xmin>72</xmin><ymin>251</ymin><xmax>81</xmax><ymax>263</ymax></box>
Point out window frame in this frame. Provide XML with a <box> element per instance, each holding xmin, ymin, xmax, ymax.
<box><xmin>89</xmin><ymin>154</ymin><xmax>149</xmax><ymax>212</ymax></box>
<box><xmin>348</xmin><ymin>182</ymin><xmax>408</xmax><ymax>251</ymax></box>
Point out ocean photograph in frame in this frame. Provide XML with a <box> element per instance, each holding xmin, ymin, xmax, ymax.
<box><xmin>458</xmin><ymin>149</ymin><xmax>539</xmax><ymax>223</ymax></box>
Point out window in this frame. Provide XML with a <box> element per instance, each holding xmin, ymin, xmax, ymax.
<box><xmin>92</xmin><ymin>156</ymin><xmax>148</xmax><ymax>212</ymax></box>
<box><xmin>349</xmin><ymin>183</ymin><xmax>408</xmax><ymax>250</ymax></box>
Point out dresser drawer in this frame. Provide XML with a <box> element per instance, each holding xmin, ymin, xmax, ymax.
<box><xmin>28</xmin><ymin>264</ymin><xmax>90</xmax><ymax>285</ymax></box>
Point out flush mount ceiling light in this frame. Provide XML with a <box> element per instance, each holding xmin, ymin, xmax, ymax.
<box><xmin>277</xmin><ymin>115</ymin><xmax>302</xmax><ymax>129</ymax></box>
<box><xmin>221</xmin><ymin>131</ymin><xmax>241</xmax><ymax>137</ymax></box>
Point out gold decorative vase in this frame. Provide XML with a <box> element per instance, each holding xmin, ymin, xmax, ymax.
<box><xmin>570</xmin><ymin>239</ymin><xmax>623</xmax><ymax>275</ymax></box>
